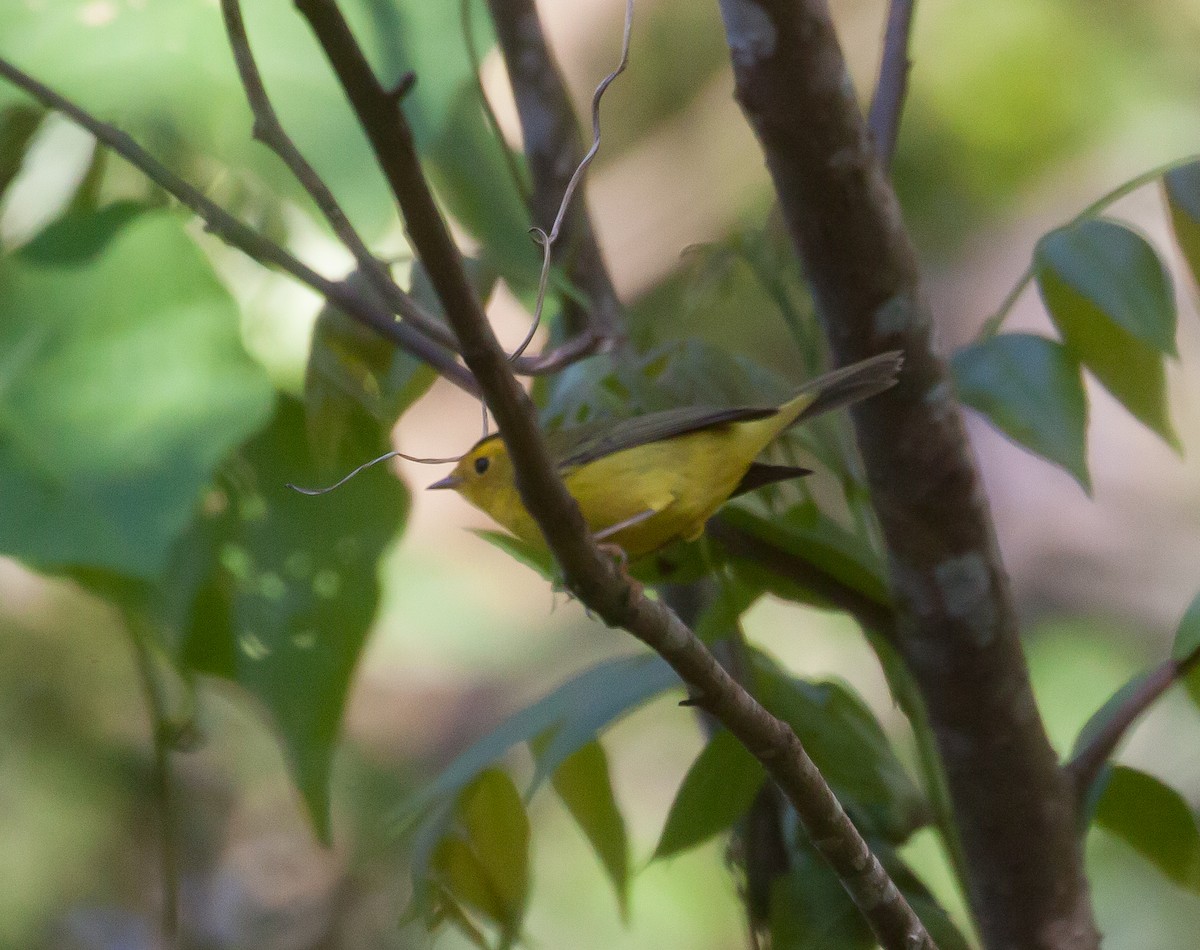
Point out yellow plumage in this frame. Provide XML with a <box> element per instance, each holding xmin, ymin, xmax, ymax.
<box><xmin>429</xmin><ymin>352</ymin><xmax>901</xmax><ymax>559</ymax></box>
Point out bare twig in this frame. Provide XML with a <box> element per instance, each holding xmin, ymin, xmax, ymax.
<box><xmin>867</xmin><ymin>0</ymin><xmax>916</xmax><ymax>168</ymax></box>
<box><xmin>0</xmin><ymin>56</ymin><xmax>480</xmax><ymax>396</ymax></box>
<box><xmin>220</xmin><ymin>0</ymin><xmax>460</xmax><ymax>354</ymax></box>
<box><xmin>717</xmin><ymin>0</ymin><xmax>1098</xmax><ymax>945</ymax></box>
<box><xmin>486</xmin><ymin>0</ymin><xmax>626</xmax><ymax>342</ymax></box>
<box><xmin>292</xmin><ymin>7</ymin><xmax>935</xmax><ymax>946</ymax></box>
<box><xmin>294</xmin><ymin>0</ymin><xmax>609</xmax><ymax>380</ymax></box>
<box><xmin>1067</xmin><ymin>646</ymin><xmax>1200</xmax><ymax>800</ymax></box>
<box><xmin>126</xmin><ymin>616</ymin><xmax>181</xmax><ymax>949</ymax></box>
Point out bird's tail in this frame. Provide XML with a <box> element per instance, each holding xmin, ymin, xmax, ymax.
<box><xmin>785</xmin><ymin>350</ymin><xmax>904</xmax><ymax>427</ymax></box>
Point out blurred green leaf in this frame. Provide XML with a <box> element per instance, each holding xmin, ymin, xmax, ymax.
<box><xmin>1035</xmin><ymin>219</ymin><xmax>1177</xmax><ymax>446</ymax></box>
<box><xmin>1172</xmin><ymin>590</ymin><xmax>1200</xmax><ymax>712</ymax></box>
<box><xmin>547</xmin><ymin>740</ymin><xmax>630</xmax><ymax>916</ymax></box>
<box><xmin>428</xmin><ymin>887</ymin><xmax>491</xmax><ymax>950</ymax></box>
<box><xmin>1172</xmin><ymin>589</ymin><xmax>1200</xmax><ymax>663</ymax></box>
<box><xmin>181</xmin><ymin>396</ymin><xmax>407</xmax><ymax>840</ymax></box>
<box><xmin>393</xmin><ymin>655</ymin><xmax>680</xmax><ymax>835</ymax></box>
<box><xmin>952</xmin><ymin>333</ymin><xmax>1090</xmax><ymax>490</ymax></box>
<box><xmin>0</xmin><ymin>104</ymin><xmax>42</xmax><ymax>197</ymax></box>
<box><xmin>472</xmin><ymin>529</ymin><xmax>557</xmax><ymax>581</ymax></box>
<box><xmin>304</xmin><ymin>290</ymin><xmax>437</xmax><ymax>467</ymax></box>
<box><xmin>768</xmin><ymin>844</ymin><xmax>874</xmax><ymax>950</ymax></box>
<box><xmin>752</xmin><ymin>652</ymin><xmax>925</xmax><ymax>842</ymax></box>
<box><xmin>654</xmin><ymin>729</ymin><xmax>766</xmax><ymax>860</ymax></box>
<box><xmin>459</xmin><ymin>769</ymin><xmax>530</xmax><ymax>934</ymax></box>
<box><xmin>767</xmin><ymin>830</ymin><xmax>969</xmax><ymax>950</ymax></box>
<box><xmin>0</xmin><ymin>207</ymin><xmax>273</xmax><ymax>578</ymax></box>
<box><xmin>720</xmin><ymin>502</ymin><xmax>890</xmax><ymax>609</ymax></box>
<box><xmin>1071</xmin><ymin>669</ymin><xmax>1153</xmax><ymax>770</ymax></box>
<box><xmin>1093</xmin><ymin>765</ymin><xmax>1200</xmax><ymax>893</ymax></box>
<box><xmin>432</xmin><ymin>837</ymin><xmax>508</xmax><ymax>930</ymax></box>
<box><xmin>1164</xmin><ymin>161</ymin><xmax>1200</xmax><ymax>290</ymax></box>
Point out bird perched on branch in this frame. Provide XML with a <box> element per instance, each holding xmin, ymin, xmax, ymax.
<box><xmin>428</xmin><ymin>351</ymin><xmax>902</xmax><ymax>559</ymax></box>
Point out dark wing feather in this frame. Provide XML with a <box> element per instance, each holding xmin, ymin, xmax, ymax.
<box><xmin>730</xmin><ymin>462</ymin><xmax>813</xmax><ymax>498</ymax></box>
<box><xmin>550</xmin><ymin>405</ymin><xmax>778</xmax><ymax>469</ymax></box>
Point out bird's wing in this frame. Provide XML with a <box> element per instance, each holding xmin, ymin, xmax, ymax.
<box><xmin>552</xmin><ymin>405</ymin><xmax>777</xmax><ymax>469</ymax></box>
<box><xmin>730</xmin><ymin>462</ymin><xmax>813</xmax><ymax>498</ymax></box>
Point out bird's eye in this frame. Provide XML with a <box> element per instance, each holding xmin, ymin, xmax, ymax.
<box><xmin>474</xmin><ymin>456</ymin><xmax>490</xmax><ymax>475</ymax></box>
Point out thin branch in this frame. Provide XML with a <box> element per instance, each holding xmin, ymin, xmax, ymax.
<box><xmin>486</xmin><ymin>0</ymin><xmax>626</xmax><ymax>342</ymax></box>
<box><xmin>0</xmin><ymin>55</ymin><xmax>480</xmax><ymax>397</ymax></box>
<box><xmin>292</xmin><ymin>8</ymin><xmax>934</xmax><ymax>945</ymax></box>
<box><xmin>866</xmin><ymin>0</ymin><xmax>916</xmax><ymax>168</ymax></box>
<box><xmin>1067</xmin><ymin>645</ymin><xmax>1200</xmax><ymax>799</ymax></box>
<box><xmin>126</xmin><ymin>617</ymin><xmax>181</xmax><ymax>949</ymax></box>
<box><xmin>220</xmin><ymin>0</ymin><xmax>460</xmax><ymax>354</ymax></box>
<box><xmin>294</xmin><ymin>0</ymin><xmax>607</xmax><ymax>380</ymax></box>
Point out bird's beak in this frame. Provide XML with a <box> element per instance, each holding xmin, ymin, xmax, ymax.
<box><xmin>427</xmin><ymin>474</ymin><xmax>462</xmax><ymax>491</ymax></box>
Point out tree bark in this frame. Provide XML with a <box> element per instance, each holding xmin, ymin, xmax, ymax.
<box><xmin>715</xmin><ymin>1</ymin><xmax>1099</xmax><ymax>947</ymax></box>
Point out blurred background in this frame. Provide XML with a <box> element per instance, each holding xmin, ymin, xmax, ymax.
<box><xmin>1</xmin><ymin>0</ymin><xmax>1199</xmax><ymax>947</ymax></box>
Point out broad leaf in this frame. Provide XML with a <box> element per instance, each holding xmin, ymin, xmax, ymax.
<box><xmin>1036</xmin><ymin>218</ymin><xmax>1176</xmax><ymax>355</ymax></box>
<box><xmin>1164</xmin><ymin>161</ymin><xmax>1200</xmax><ymax>290</ymax></box>
<box><xmin>393</xmin><ymin>655</ymin><xmax>680</xmax><ymax>835</ymax></box>
<box><xmin>720</xmin><ymin>502</ymin><xmax>890</xmax><ymax>608</ymax></box>
<box><xmin>0</xmin><ymin>207</ymin><xmax>272</xmax><ymax>578</ymax></box>
<box><xmin>1035</xmin><ymin>219</ymin><xmax>1177</xmax><ymax>446</ymax></box>
<box><xmin>1093</xmin><ymin>765</ymin><xmax>1200</xmax><ymax>893</ymax></box>
<box><xmin>752</xmin><ymin>652</ymin><xmax>926</xmax><ymax>842</ymax></box>
<box><xmin>458</xmin><ymin>769</ymin><xmax>530</xmax><ymax>933</ymax></box>
<box><xmin>654</xmin><ymin>729</ymin><xmax>766</xmax><ymax>859</ymax></box>
<box><xmin>952</xmin><ymin>333</ymin><xmax>1090</xmax><ymax>490</ymax></box>
<box><xmin>304</xmin><ymin>273</ymin><xmax>438</xmax><ymax>467</ymax></box>
<box><xmin>180</xmin><ymin>397</ymin><xmax>407</xmax><ymax>840</ymax></box>
<box><xmin>548</xmin><ymin>740</ymin><xmax>630</xmax><ymax>916</ymax></box>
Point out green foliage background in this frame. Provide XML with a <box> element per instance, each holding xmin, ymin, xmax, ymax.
<box><xmin>2</xmin><ymin>0</ymin><xmax>1200</xmax><ymax>948</ymax></box>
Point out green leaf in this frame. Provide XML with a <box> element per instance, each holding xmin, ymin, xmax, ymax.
<box><xmin>0</xmin><ymin>104</ymin><xmax>43</xmax><ymax>197</ymax></box>
<box><xmin>768</xmin><ymin>846</ymin><xmax>874</xmax><ymax>950</ymax></box>
<box><xmin>1172</xmin><ymin>589</ymin><xmax>1200</xmax><ymax>663</ymax></box>
<box><xmin>432</xmin><ymin>837</ymin><xmax>508</xmax><ymax>928</ymax></box>
<box><xmin>1093</xmin><ymin>765</ymin><xmax>1200</xmax><ymax>892</ymax></box>
<box><xmin>181</xmin><ymin>397</ymin><xmax>408</xmax><ymax>840</ymax></box>
<box><xmin>548</xmin><ymin>740</ymin><xmax>630</xmax><ymax>916</ymax></box>
<box><xmin>304</xmin><ymin>291</ymin><xmax>436</xmax><ymax>467</ymax></box>
<box><xmin>458</xmin><ymin>769</ymin><xmax>530</xmax><ymax>934</ymax></box>
<box><xmin>654</xmin><ymin>729</ymin><xmax>766</xmax><ymax>859</ymax></box>
<box><xmin>1164</xmin><ymin>161</ymin><xmax>1200</xmax><ymax>291</ymax></box>
<box><xmin>952</xmin><ymin>333</ymin><xmax>1090</xmax><ymax>490</ymax></box>
<box><xmin>752</xmin><ymin>652</ymin><xmax>926</xmax><ymax>842</ymax></box>
<box><xmin>720</xmin><ymin>502</ymin><xmax>890</xmax><ymax>609</ymax></box>
<box><xmin>0</xmin><ymin>208</ymin><xmax>273</xmax><ymax>578</ymax></box>
<box><xmin>393</xmin><ymin>655</ymin><xmax>680</xmax><ymax>835</ymax></box>
<box><xmin>472</xmin><ymin>529</ymin><xmax>557</xmax><ymax>582</ymax></box>
<box><xmin>1070</xmin><ymin>668</ymin><xmax>1154</xmax><ymax>768</ymax></box>
<box><xmin>1171</xmin><ymin>590</ymin><xmax>1200</xmax><ymax>712</ymax></box>
<box><xmin>1035</xmin><ymin>219</ymin><xmax>1177</xmax><ymax>446</ymax></box>
<box><xmin>766</xmin><ymin>832</ymin><xmax>969</xmax><ymax>950</ymax></box>
<box><xmin>1036</xmin><ymin>218</ymin><xmax>1176</xmax><ymax>355</ymax></box>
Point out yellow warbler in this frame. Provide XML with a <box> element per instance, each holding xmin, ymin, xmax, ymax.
<box><xmin>428</xmin><ymin>352</ymin><xmax>901</xmax><ymax>559</ymax></box>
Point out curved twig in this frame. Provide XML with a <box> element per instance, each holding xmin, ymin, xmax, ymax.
<box><xmin>508</xmin><ymin>0</ymin><xmax>633</xmax><ymax>362</ymax></box>
<box><xmin>221</xmin><ymin>0</ymin><xmax>461</xmax><ymax>354</ymax></box>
